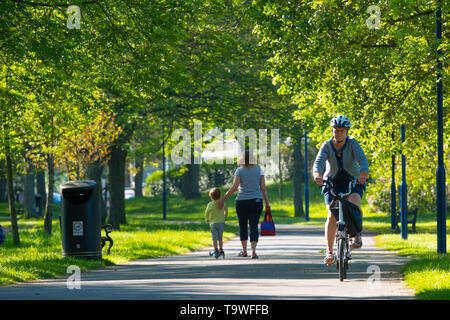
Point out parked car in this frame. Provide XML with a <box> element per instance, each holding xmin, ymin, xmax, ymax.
<box><xmin>124</xmin><ymin>187</ymin><xmax>135</xmax><ymax>200</ymax></box>
<box><xmin>53</xmin><ymin>192</ymin><xmax>61</xmax><ymax>204</ymax></box>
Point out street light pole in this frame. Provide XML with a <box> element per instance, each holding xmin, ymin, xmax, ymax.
<box><xmin>436</xmin><ymin>0</ymin><xmax>446</xmax><ymax>254</ymax></box>
<box><xmin>400</xmin><ymin>125</ymin><xmax>407</xmax><ymax>240</ymax></box>
<box><xmin>391</xmin><ymin>131</ymin><xmax>397</xmax><ymax>230</ymax></box>
<box><xmin>304</xmin><ymin>132</ymin><xmax>309</xmax><ymax>221</ymax></box>
<box><xmin>162</xmin><ymin>124</ymin><xmax>167</xmax><ymax>220</ymax></box>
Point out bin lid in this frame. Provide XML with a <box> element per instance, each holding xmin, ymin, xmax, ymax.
<box><xmin>60</xmin><ymin>180</ymin><xmax>97</xmax><ymax>191</ymax></box>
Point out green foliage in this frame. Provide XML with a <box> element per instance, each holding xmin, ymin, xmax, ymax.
<box><xmin>366</xmin><ymin>175</ymin><xmax>437</xmax><ymax>215</ymax></box>
<box><xmin>145</xmin><ymin>162</ymin><xmax>244</xmax><ymax>198</ymax></box>
<box><xmin>366</xmin><ymin>179</ymin><xmax>392</xmax><ymax>214</ymax></box>
<box><xmin>57</xmin><ymin>110</ymin><xmax>122</xmax><ymax>179</ymax></box>
<box><xmin>1</xmin><ymin>0</ymin><xmax>447</xmax><ymax>247</ymax></box>
<box><xmin>251</xmin><ymin>0</ymin><xmax>449</xmax><ymax>208</ymax></box>
<box><xmin>199</xmin><ymin>163</ymin><xmax>236</xmax><ymax>189</ymax></box>
<box><xmin>145</xmin><ymin>166</ymin><xmax>189</xmax><ymax>196</ymax></box>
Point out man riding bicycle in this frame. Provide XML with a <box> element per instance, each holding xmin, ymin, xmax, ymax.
<box><xmin>313</xmin><ymin>115</ymin><xmax>369</xmax><ymax>266</ymax></box>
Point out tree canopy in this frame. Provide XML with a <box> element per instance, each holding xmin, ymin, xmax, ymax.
<box><xmin>0</xmin><ymin>0</ymin><xmax>447</xmax><ymax>238</ymax></box>
<box><xmin>251</xmin><ymin>0</ymin><xmax>449</xmax><ymax>208</ymax></box>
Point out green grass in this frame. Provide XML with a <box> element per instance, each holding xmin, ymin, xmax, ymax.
<box><xmin>0</xmin><ymin>181</ymin><xmax>449</xmax><ymax>300</ymax></box>
<box><xmin>0</xmin><ymin>201</ymin><xmax>237</xmax><ymax>286</ymax></box>
<box><xmin>0</xmin><ymin>219</ymin><xmax>238</xmax><ymax>285</ymax></box>
<box><xmin>375</xmin><ymin>233</ymin><xmax>450</xmax><ymax>300</ymax></box>
<box><xmin>357</xmin><ymin>199</ymin><xmax>450</xmax><ymax>300</ymax></box>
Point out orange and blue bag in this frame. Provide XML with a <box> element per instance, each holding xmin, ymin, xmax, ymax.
<box><xmin>260</xmin><ymin>207</ymin><xmax>275</xmax><ymax>236</ymax></box>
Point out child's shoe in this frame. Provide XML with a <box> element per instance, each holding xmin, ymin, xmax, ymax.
<box><xmin>210</xmin><ymin>250</ymin><xmax>218</xmax><ymax>258</ymax></box>
<box><xmin>210</xmin><ymin>250</ymin><xmax>220</xmax><ymax>259</ymax></box>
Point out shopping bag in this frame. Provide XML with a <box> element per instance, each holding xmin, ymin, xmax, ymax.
<box><xmin>341</xmin><ymin>199</ymin><xmax>363</xmax><ymax>237</ymax></box>
<box><xmin>260</xmin><ymin>207</ymin><xmax>275</xmax><ymax>236</ymax></box>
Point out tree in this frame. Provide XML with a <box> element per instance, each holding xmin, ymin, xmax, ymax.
<box><xmin>58</xmin><ymin>110</ymin><xmax>121</xmax><ymax>180</ymax></box>
<box><xmin>252</xmin><ymin>0</ymin><xmax>449</xmax><ymax>208</ymax></box>
<box><xmin>2</xmin><ymin>0</ymin><xmax>211</xmax><ymax>230</ymax></box>
<box><xmin>1</xmin><ymin>0</ymin><xmax>110</xmax><ymax>236</ymax></box>
<box><xmin>0</xmin><ymin>63</ymin><xmax>29</xmax><ymax>245</ymax></box>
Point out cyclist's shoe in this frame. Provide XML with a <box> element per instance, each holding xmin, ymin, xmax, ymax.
<box><xmin>323</xmin><ymin>251</ymin><xmax>336</xmax><ymax>266</ymax></box>
<box><xmin>351</xmin><ymin>233</ymin><xmax>363</xmax><ymax>249</ymax></box>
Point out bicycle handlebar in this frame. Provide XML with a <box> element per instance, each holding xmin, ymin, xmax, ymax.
<box><xmin>320</xmin><ymin>178</ymin><xmax>357</xmax><ymax>198</ymax></box>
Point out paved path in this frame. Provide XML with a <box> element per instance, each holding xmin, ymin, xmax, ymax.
<box><xmin>0</xmin><ymin>225</ymin><xmax>414</xmax><ymax>300</ymax></box>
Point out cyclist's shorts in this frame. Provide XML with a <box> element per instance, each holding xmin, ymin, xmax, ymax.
<box><xmin>322</xmin><ymin>183</ymin><xmax>366</xmax><ymax>205</ymax></box>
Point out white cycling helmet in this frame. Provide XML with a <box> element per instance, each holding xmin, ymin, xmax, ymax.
<box><xmin>330</xmin><ymin>115</ymin><xmax>351</xmax><ymax>128</ymax></box>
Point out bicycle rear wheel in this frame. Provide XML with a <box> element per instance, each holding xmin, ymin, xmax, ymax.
<box><xmin>338</xmin><ymin>238</ymin><xmax>345</xmax><ymax>282</ymax></box>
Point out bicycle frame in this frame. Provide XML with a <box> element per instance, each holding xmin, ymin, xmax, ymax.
<box><xmin>328</xmin><ymin>180</ymin><xmax>354</xmax><ymax>237</ymax></box>
<box><xmin>323</xmin><ymin>178</ymin><xmax>357</xmax><ymax>281</ymax></box>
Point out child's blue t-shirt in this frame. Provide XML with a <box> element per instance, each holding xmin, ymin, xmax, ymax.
<box><xmin>234</xmin><ymin>165</ymin><xmax>264</xmax><ymax>201</ymax></box>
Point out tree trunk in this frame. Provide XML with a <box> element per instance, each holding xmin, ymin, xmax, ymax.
<box><xmin>5</xmin><ymin>145</ymin><xmax>20</xmax><ymax>245</ymax></box>
<box><xmin>134</xmin><ymin>155</ymin><xmax>144</xmax><ymax>198</ymax></box>
<box><xmin>107</xmin><ymin>146</ymin><xmax>127</xmax><ymax>229</ymax></box>
<box><xmin>181</xmin><ymin>163</ymin><xmax>200</xmax><ymax>199</ymax></box>
<box><xmin>87</xmin><ymin>160</ymin><xmax>107</xmax><ymax>226</ymax></box>
<box><xmin>23</xmin><ymin>161</ymin><xmax>37</xmax><ymax>219</ymax></box>
<box><xmin>293</xmin><ymin>136</ymin><xmax>304</xmax><ymax>217</ymax></box>
<box><xmin>44</xmin><ymin>153</ymin><xmax>54</xmax><ymax>235</ymax></box>
<box><xmin>213</xmin><ymin>165</ymin><xmax>225</xmax><ymax>187</ymax></box>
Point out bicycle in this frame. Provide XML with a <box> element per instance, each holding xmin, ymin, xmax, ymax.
<box><xmin>322</xmin><ymin>178</ymin><xmax>357</xmax><ymax>282</ymax></box>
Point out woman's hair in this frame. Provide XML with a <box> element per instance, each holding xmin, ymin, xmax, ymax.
<box><xmin>209</xmin><ymin>187</ymin><xmax>221</xmax><ymax>200</ymax></box>
<box><xmin>237</xmin><ymin>149</ymin><xmax>257</xmax><ymax>168</ymax></box>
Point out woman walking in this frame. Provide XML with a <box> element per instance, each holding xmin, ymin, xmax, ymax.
<box><xmin>218</xmin><ymin>149</ymin><xmax>270</xmax><ymax>259</ymax></box>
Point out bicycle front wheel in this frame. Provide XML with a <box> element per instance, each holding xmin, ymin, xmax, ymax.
<box><xmin>338</xmin><ymin>238</ymin><xmax>345</xmax><ymax>282</ymax></box>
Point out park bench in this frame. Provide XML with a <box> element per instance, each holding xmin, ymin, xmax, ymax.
<box><xmin>101</xmin><ymin>224</ymin><xmax>114</xmax><ymax>255</ymax></box>
<box><xmin>394</xmin><ymin>207</ymin><xmax>418</xmax><ymax>233</ymax></box>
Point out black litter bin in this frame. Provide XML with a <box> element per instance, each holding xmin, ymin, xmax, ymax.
<box><xmin>60</xmin><ymin>180</ymin><xmax>101</xmax><ymax>259</ymax></box>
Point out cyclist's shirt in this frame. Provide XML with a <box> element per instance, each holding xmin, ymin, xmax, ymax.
<box><xmin>313</xmin><ymin>136</ymin><xmax>369</xmax><ymax>180</ymax></box>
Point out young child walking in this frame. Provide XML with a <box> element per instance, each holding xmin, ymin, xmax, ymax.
<box><xmin>205</xmin><ymin>187</ymin><xmax>228</xmax><ymax>259</ymax></box>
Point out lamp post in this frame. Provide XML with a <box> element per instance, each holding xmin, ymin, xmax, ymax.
<box><xmin>304</xmin><ymin>132</ymin><xmax>309</xmax><ymax>221</ymax></box>
<box><xmin>436</xmin><ymin>0</ymin><xmax>446</xmax><ymax>254</ymax></box>
<box><xmin>391</xmin><ymin>131</ymin><xmax>397</xmax><ymax>230</ymax></box>
<box><xmin>400</xmin><ymin>125</ymin><xmax>407</xmax><ymax>240</ymax></box>
<box><xmin>162</xmin><ymin>124</ymin><xmax>167</xmax><ymax>220</ymax></box>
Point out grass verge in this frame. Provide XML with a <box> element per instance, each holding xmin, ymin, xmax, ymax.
<box><xmin>0</xmin><ymin>205</ymin><xmax>237</xmax><ymax>286</ymax></box>
<box><xmin>375</xmin><ymin>233</ymin><xmax>450</xmax><ymax>300</ymax></box>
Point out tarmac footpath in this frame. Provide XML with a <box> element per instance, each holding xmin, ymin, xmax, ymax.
<box><xmin>0</xmin><ymin>224</ymin><xmax>414</xmax><ymax>300</ymax></box>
